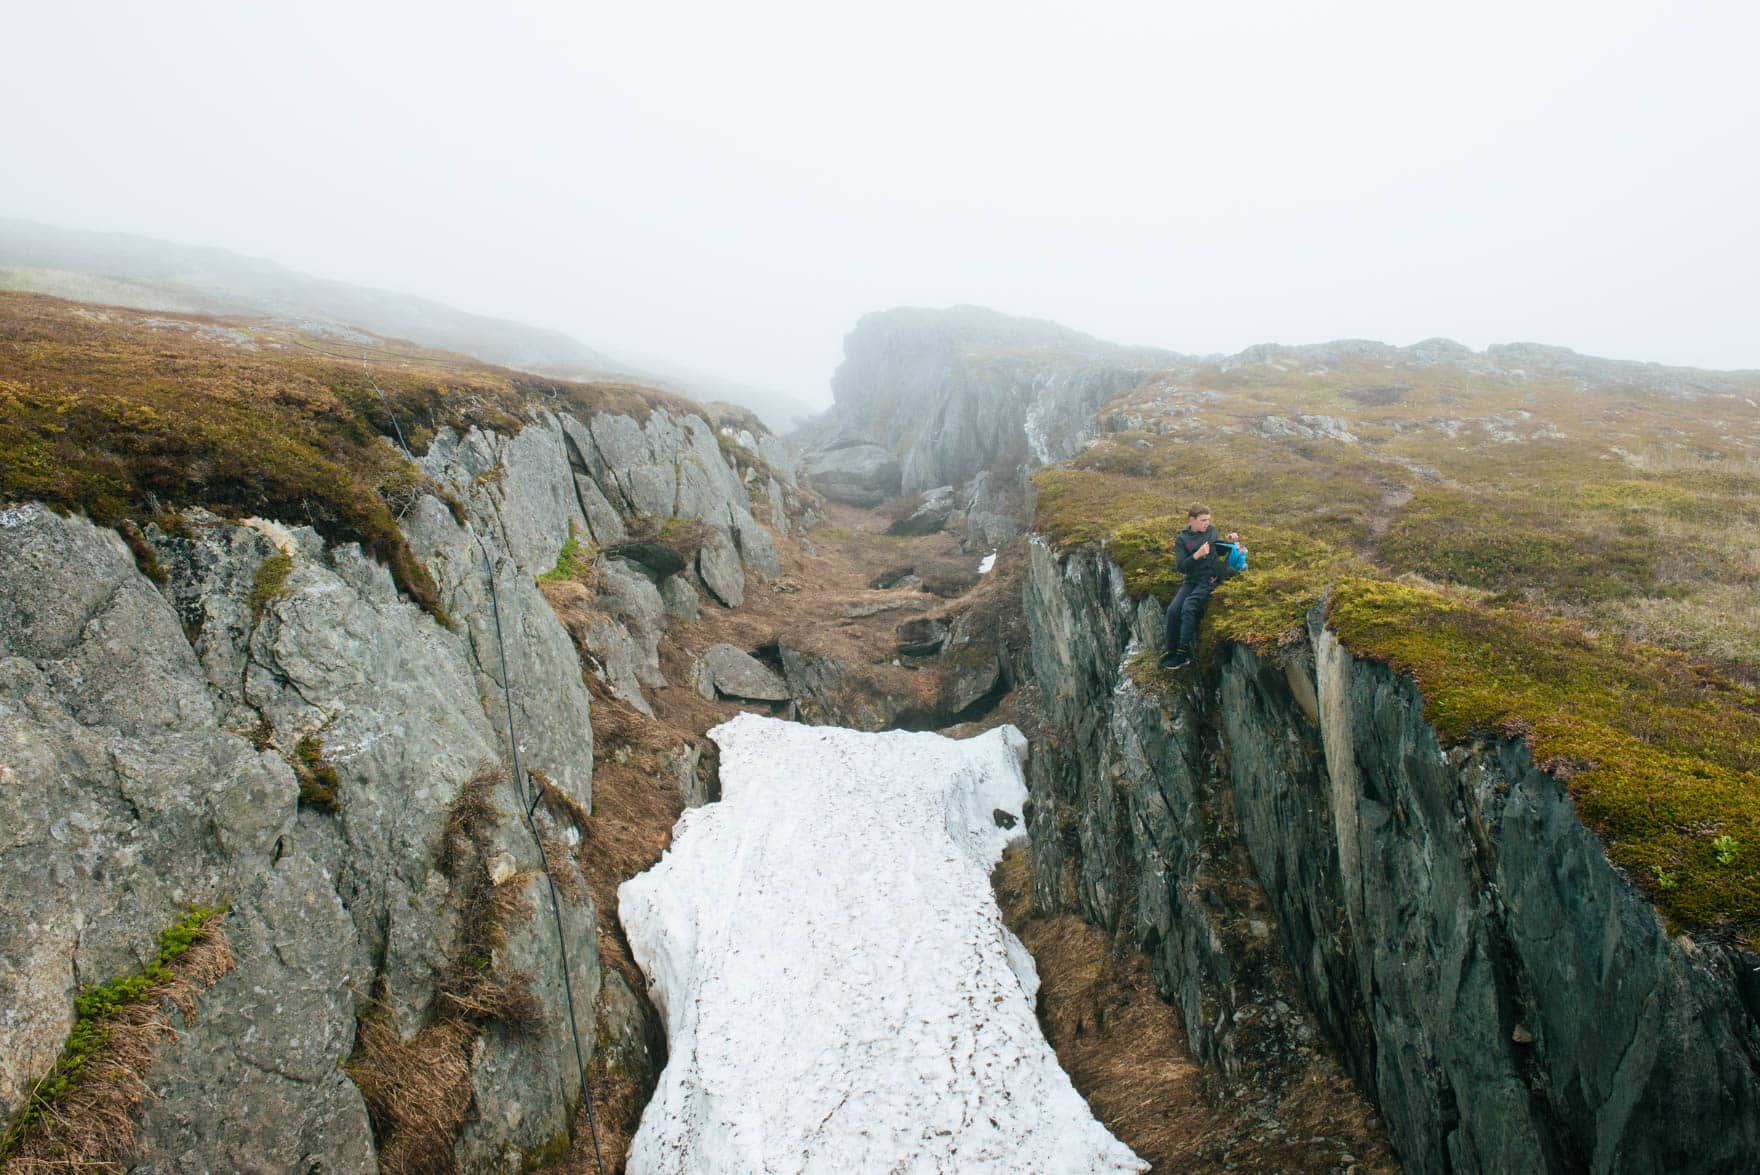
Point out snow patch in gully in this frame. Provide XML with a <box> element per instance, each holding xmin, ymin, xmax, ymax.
<box><xmin>619</xmin><ymin>713</ymin><xmax>1144</xmax><ymax>1173</ymax></box>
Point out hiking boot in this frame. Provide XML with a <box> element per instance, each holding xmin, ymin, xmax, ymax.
<box><xmin>1159</xmin><ymin>650</ymin><xmax>1192</xmax><ymax>671</ymax></box>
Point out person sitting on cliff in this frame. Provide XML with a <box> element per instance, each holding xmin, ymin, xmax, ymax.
<box><xmin>1159</xmin><ymin>502</ymin><xmax>1243</xmax><ymax>671</ymax></box>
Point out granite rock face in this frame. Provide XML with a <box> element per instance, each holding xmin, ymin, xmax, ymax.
<box><xmin>802</xmin><ymin>441</ymin><xmax>902</xmax><ymax>507</ymax></box>
<box><xmin>804</xmin><ymin>306</ymin><xmax>1172</xmax><ymax>498</ymax></box>
<box><xmin>1021</xmin><ymin>538</ymin><xmax>1760</xmax><ymax>1173</ymax></box>
<box><xmin>0</xmin><ymin>505</ymin><xmax>300</xmax><ymax>1130</ymax></box>
<box><xmin>0</xmin><ymin>396</ymin><xmax>796</xmax><ymax>1169</ymax></box>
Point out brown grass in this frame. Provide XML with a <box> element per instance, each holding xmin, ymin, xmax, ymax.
<box><xmin>0</xmin><ymin>292</ymin><xmax>710</xmax><ymax>619</ymax></box>
<box><xmin>993</xmin><ymin>847</ymin><xmax>1396</xmax><ymax>1173</ymax></box>
<box><xmin>993</xmin><ymin>847</ymin><xmax>1207</xmax><ymax>1170</ymax></box>
<box><xmin>348</xmin><ymin>1010</ymin><xmax>475</xmax><ymax>1175</ymax></box>
<box><xmin>5</xmin><ymin>927</ymin><xmax>233</xmax><ymax>1173</ymax></box>
<box><xmin>571</xmin><ymin>1040</ymin><xmax>647</xmax><ymax>1175</ymax></box>
<box><xmin>348</xmin><ymin>765</ymin><xmax>553</xmax><ymax>1171</ymax></box>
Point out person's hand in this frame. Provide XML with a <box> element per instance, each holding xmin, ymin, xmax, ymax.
<box><xmin>1226</xmin><ymin>531</ymin><xmax>1239</xmax><ymax>542</ymax></box>
<box><xmin>1195</xmin><ymin>541</ymin><xmax>1211</xmax><ymax>559</ymax></box>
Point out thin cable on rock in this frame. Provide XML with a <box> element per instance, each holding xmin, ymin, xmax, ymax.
<box><xmin>370</xmin><ymin>386</ymin><xmax>606</xmax><ymax>1174</ymax></box>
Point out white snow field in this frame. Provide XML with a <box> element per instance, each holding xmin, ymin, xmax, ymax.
<box><xmin>619</xmin><ymin>713</ymin><xmax>1146</xmax><ymax>1174</ymax></box>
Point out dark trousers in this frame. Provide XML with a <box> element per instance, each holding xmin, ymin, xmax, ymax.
<box><xmin>1164</xmin><ymin>576</ymin><xmax>1218</xmax><ymax>654</ymax></box>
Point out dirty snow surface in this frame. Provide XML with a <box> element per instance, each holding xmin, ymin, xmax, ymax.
<box><xmin>619</xmin><ymin>713</ymin><xmax>1145</xmax><ymax>1174</ymax></box>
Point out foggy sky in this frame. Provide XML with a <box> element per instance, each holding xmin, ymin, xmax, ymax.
<box><xmin>4</xmin><ymin>1</ymin><xmax>1757</xmax><ymax>407</ymax></box>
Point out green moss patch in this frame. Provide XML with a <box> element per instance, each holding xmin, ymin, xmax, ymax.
<box><xmin>248</xmin><ymin>551</ymin><xmax>294</xmax><ymax>622</ymax></box>
<box><xmin>537</xmin><ymin>527</ymin><xmax>596</xmax><ymax>584</ymax></box>
<box><xmin>292</xmin><ymin>733</ymin><xmax>342</xmax><ymax>812</ymax></box>
<box><xmin>2</xmin><ymin>905</ymin><xmax>230</xmax><ymax>1164</ymax></box>
<box><xmin>1378</xmin><ymin>484</ymin><xmax>1664</xmax><ymax>602</ymax></box>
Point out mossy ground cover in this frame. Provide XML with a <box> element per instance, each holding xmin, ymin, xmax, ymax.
<box><xmin>1328</xmin><ymin>579</ymin><xmax>1760</xmax><ymax>939</ymax></box>
<box><xmin>1036</xmin><ymin>355</ymin><xmax>1760</xmax><ymax>939</ymax></box>
<box><xmin>2</xmin><ymin>905</ymin><xmax>232</xmax><ymax>1167</ymax></box>
<box><xmin>0</xmin><ymin>293</ymin><xmax>694</xmax><ymax>618</ymax></box>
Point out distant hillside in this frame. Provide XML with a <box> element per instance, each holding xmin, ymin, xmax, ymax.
<box><xmin>0</xmin><ymin>219</ymin><xmax>807</xmax><ymax>430</ymax></box>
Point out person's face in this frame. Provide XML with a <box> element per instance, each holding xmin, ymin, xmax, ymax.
<box><xmin>1189</xmin><ymin>513</ymin><xmax>1211</xmax><ymax>532</ymax></box>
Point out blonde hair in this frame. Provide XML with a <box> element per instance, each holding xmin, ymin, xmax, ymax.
<box><xmin>1187</xmin><ymin>502</ymin><xmax>1211</xmax><ymax>519</ymax></box>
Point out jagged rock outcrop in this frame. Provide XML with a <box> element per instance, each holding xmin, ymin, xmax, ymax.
<box><xmin>1020</xmin><ymin>538</ymin><xmax>1760</xmax><ymax>1172</ymax></box>
<box><xmin>0</xmin><ymin>394</ymin><xmax>798</xmax><ymax>1168</ymax></box>
<box><xmin>802</xmin><ymin>306</ymin><xmax>1174</xmax><ymax>500</ymax></box>
<box><xmin>895</xmin><ymin>617</ymin><xmax>949</xmax><ymax>657</ymax></box>
<box><xmin>957</xmin><ymin>469</ymin><xmax>1022</xmax><ymax>551</ymax></box>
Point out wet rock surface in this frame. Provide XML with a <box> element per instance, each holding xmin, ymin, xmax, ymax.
<box><xmin>1020</xmin><ymin>538</ymin><xmax>1760</xmax><ymax>1173</ymax></box>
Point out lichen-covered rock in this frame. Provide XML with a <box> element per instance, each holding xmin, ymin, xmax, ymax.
<box><xmin>660</xmin><ymin>574</ymin><xmax>700</xmax><ymax>622</ymax></box>
<box><xmin>767</xmin><ymin>475</ymin><xmax>790</xmax><ymax>535</ymax></box>
<box><xmin>0</xmin><ymin>505</ymin><xmax>299</xmax><ymax>1127</ymax></box>
<box><xmin>696</xmin><ymin>644</ymin><xmax>790</xmax><ymax>703</ymax></box>
<box><xmin>597</xmin><ymin>559</ymin><xmax>668</xmax><ymax>690</ymax></box>
<box><xmin>0</xmin><ymin>385</ymin><xmax>785</xmax><ymax>1168</ymax></box>
<box><xmin>961</xmin><ymin>470</ymin><xmax>1022</xmax><ymax>551</ymax></box>
<box><xmin>133</xmin><ymin>848</ymin><xmax>377</xmax><ymax>1173</ymax></box>
<box><xmin>1021</xmin><ymin>537</ymin><xmax>1760</xmax><ymax>1173</ymax></box>
<box><xmin>559</xmin><ymin>409</ymin><xmax>779</xmax><ymax>578</ymax></box>
<box><xmin>452</xmin><ymin>784</ymin><xmax>601</xmax><ymax>1171</ymax></box>
<box><xmin>696</xmin><ymin>533</ymin><xmax>745</xmax><ymax>608</ymax></box>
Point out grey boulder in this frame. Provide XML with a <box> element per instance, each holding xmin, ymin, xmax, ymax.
<box><xmin>896</xmin><ymin>617</ymin><xmax>950</xmax><ymax>656</ymax></box>
<box><xmin>805</xmin><ymin>442</ymin><xmax>902</xmax><ymax>507</ymax></box>
<box><xmin>695</xmin><ymin>644</ymin><xmax>790</xmax><ymax>703</ymax></box>
<box><xmin>886</xmin><ymin>486</ymin><xmax>957</xmax><ymax>536</ymax></box>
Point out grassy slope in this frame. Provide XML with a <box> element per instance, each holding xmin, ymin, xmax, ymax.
<box><xmin>1037</xmin><ymin>352</ymin><xmax>1760</xmax><ymax>942</ymax></box>
<box><xmin>0</xmin><ymin>293</ymin><xmax>695</xmax><ymax>617</ymax></box>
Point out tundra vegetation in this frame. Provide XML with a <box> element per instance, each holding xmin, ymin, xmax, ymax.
<box><xmin>0</xmin><ymin>292</ymin><xmax>694</xmax><ymax>619</ymax></box>
<box><xmin>1037</xmin><ymin>352</ymin><xmax>1760</xmax><ymax>944</ymax></box>
<box><xmin>1</xmin><ymin>906</ymin><xmax>232</xmax><ymax>1170</ymax></box>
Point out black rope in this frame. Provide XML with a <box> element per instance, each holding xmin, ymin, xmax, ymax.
<box><xmin>468</xmin><ymin>521</ymin><xmax>606</xmax><ymax>1175</ymax></box>
<box><xmin>360</xmin><ymin>358</ymin><xmax>413</xmax><ymax>459</ymax></box>
<box><xmin>370</xmin><ymin>383</ymin><xmax>605</xmax><ymax>1172</ymax></box>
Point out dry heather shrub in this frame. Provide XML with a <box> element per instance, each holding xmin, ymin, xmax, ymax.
<box><xmin>437</xmin><ymin>766</ymin><xmax>505</xmax><ymax>880</ymax></box>
<box><xmin>5</xmin><ymin>918</ymin><xmax>233</xmax><ymax>1173</ymax></box>
<box><xmin>348</xmin><ymin>1012</ymin><xmax>475</xmax><ymax>1175</ymax></box>
<box><xmin>439</xmin><ymin>967</ymin><xmax>544</xmax><ymax>1037</ymax></box>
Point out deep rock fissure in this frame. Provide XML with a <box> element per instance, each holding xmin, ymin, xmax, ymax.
<box><xmin>1018</xmin><ymin>538</ymin><xmax>1760</xmax><ymax>1173</ymax></box>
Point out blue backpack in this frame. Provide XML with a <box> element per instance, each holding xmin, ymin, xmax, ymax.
<box><xmin>1218</xmin><ymin>541</ymin><xmax>1248</xmax><ymax>573</ymax></box>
